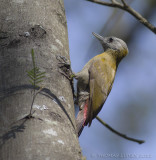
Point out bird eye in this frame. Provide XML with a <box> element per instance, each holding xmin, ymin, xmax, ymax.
<box><xmin>109</xmin><ymin>37</ymin><xmax>113</xmax><ymax>43</ymax></box>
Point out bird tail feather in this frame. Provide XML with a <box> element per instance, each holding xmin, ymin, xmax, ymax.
<box><xmin>76</xmin><ymin>100</ymin><xmax>89</xmax><ymax>137</ymax></box>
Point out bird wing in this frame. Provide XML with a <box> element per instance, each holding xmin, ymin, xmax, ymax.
<box><xmin>87</xmin><ymin>57</ymin><xmax>115</xmax><ymax>126</ymax></box>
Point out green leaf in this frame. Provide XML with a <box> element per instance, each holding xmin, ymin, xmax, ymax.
<box><xmin>27</xmin><ymin>71</ymin><xmax>35</xmax><ymax>78</ymax></box>
<box><xmin>27</xmin><ymin>69</ymin><xmax>35</xmax><ymax>74</ymax></box>
<box><xmin>31</xmin><ymin>49</ymin><xmax>35</xmax><ymax>67</ymax></box>
<box><xmin>36</xmin><ymin>72</ymin><xmax>46</xmax><ymax>77</ymax></box>
<box><xmin>29</xmin><ymin>80</ymin><xmax>34</xmax><ymax>85</ymax></box>
<box><xmin>27</xmin><ymin>49</ymin><xmax>46</xmax><ymax>88</ymax></box>
<box><xmin>31</xmin><ymin>49</ymin><xmax>34</xmax><ymax>56</ymax></box>
<box><xmin>35</xmin><ymin>75</ymin><xmax>45</xmax><ymax>81</ymax></box>
<box><xmin>35</xmin><ymin>80</ymin><xmax>43</xmax><ymax>84</ymax></box>
<box><xmin>34</xmin><ymin>67</ymin><xmax>39</xmax><ymax>71</ymax></box>
<box><xmin>28</xmin><ymin>74</ymin><xmax>35</xmax><ymax>80</ymax></box>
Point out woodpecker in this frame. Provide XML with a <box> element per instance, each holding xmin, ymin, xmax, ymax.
<box><xmin>75</xmin><ymin>32</ymin><xmax>128</xmax><ymax>136</ymax></box>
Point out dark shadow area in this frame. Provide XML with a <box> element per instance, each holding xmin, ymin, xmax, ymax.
<box><xmin>0</xmin><ymin>84</ymin><xmax>76</xmax><ymax>148</ymax></box>
<box><xmin>0</xmin><ymin>119</ymin><xmax>27</xmax><ymax>149</ymax></box>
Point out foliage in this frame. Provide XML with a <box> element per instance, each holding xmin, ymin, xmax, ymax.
<box><xmin>27</xmin><ymin>49</ymin><xmax>46</xmax><ymax>88</ymax></box>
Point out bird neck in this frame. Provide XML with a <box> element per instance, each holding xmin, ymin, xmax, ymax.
<box><xmin>100</xmin><ymin>50</ymin><xmax>118</xmax><ymax>68</ymax></box>
<box><xmin>102</xmin><ymin>49</ymin><xmax>122</xmax><ymax>66</ymax></box>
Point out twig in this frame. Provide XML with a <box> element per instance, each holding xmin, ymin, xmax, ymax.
<box><xmin>96</xmin><ymin>116</ymin><xmax>145</xmax><ymax>144</ymax></box>
<box><xmin>29</xmin><ymin>86</ymin><xmax>43</xmax><ymax>117</ymax></box>
<box><xmin>121</xmin><ymin>0</ymin><xmax>127</xmax><ymax>7</ymax></box>
<box><xmin>86</xmin><ymin>0</ymin><xmax>156</xmax><ymax>34</ymax></box>
<box><xmin>111</xmin><ymin>0</ymin><xmax>116</xmax><ymax>4</ymax></box>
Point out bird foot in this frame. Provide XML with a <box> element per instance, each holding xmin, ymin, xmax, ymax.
<box><xmin>56</xmin><ymin>56</ymin><xmax>75</xmax><ymax>81</ymax></box>
<box><xmin>56</xmin><ymin>55</ymin><xmax>76</xmax><ymax>98</ymax></box>
<box><xmin>56</xmin><ymin>55</ymin><xmax>75</xmax><ymax>81</ymax></box>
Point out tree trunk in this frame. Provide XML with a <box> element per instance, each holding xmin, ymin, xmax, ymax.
<box><xmin>0</xmin><ymin>0</ymin><xmax>81</xmax><ymax>159</ymax></box>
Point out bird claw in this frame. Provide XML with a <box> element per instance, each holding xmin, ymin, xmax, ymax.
<box><xmin>56</xmin><ymin>55</ymin><xmax>75</xmax><ymax>81</ymax></box>
<box><xmin>56</xmin><ymin>55</ymin><xmax>76</xmax><ymax>98</ymax></box>
<box><xmin>56</xmin><ymin>55</ymin><xmax>70</xmax><ymax>68</ymax></box>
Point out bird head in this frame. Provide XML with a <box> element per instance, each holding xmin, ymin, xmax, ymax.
<box><xmin>93</xmin><ymin>32</ymin><xmax>128</xmax><ymax>63</ymax></box>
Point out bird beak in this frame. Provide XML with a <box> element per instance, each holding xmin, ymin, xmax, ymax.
<box><xmin>92</xmin><ymin>32</ymin><xmax>108</xmax><ymax>51</ymax></box>
<box><xmin>92</xmin><ymin>32</ymin><xmax>104</xmax><ymax>42</ymax></box>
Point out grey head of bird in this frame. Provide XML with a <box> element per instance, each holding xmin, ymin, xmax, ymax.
<box><xmin>92</xmin><ymin>32</ymin><xmax>128</xmax><ymax>63</ymax></box>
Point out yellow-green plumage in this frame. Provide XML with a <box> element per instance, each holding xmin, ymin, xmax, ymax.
<box><xmin>76</xmin><ymin>33</ymin><xmax>128</xmax><ymax>136</ymax></box>
<box><xmin>88</xmin><ymin>52</ymin><xmax>117</xmax><ymax>125</ymax></box>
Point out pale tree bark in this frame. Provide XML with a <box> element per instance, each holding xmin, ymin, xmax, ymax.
<box><xmin>0</xmin><ymin>0</ymin><xmax>82</xmax><ymax>160</ymax></box>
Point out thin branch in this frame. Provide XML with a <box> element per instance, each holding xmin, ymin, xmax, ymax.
<box><xmin>96</xmin><ymin>116</ymin><xmax>145</xmax><ymax>144</ymax></box>
<box><xmin>86</xmin><ymin>0</ymin><xmax>156</xmax><ymax>34</ymax></box>
<box><xmin>29</xmin><ymin>86</ymin><xmax>43</xmax><ymax>117</ymax></box>
<box><xmin>121</xmin><ymin>0</ymin><xmax>127</xmax><ymax>7</ymax></box>
<box><xmin>86</xmin><ymin>0</ymin><xmax>122</xmax><ymax>7</ymax></box>
<box><xmin>111</xmin><ymin>0</ymin><xmax>116</xmax><ymax>3</ymax></box>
